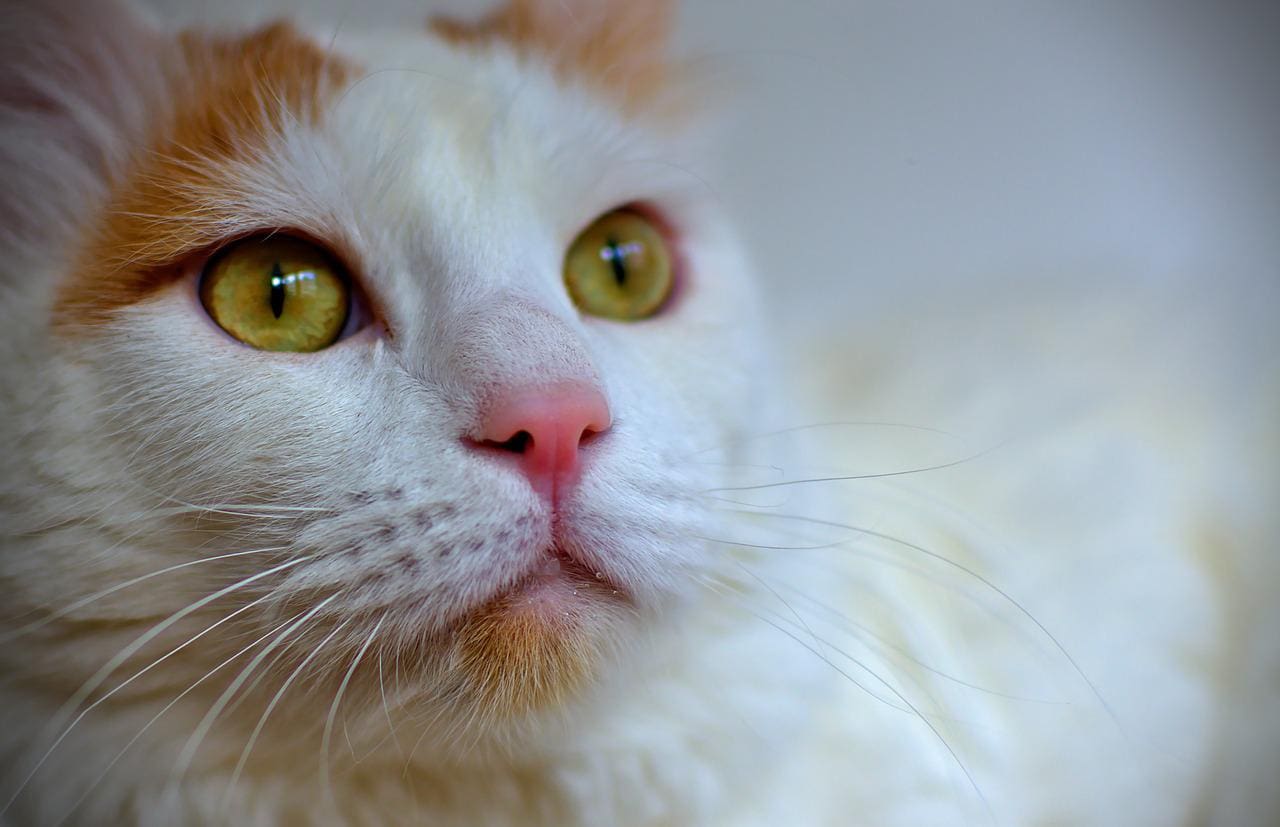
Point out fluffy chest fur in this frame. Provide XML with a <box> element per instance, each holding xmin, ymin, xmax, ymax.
<box><xmin>0</xmin><ymin>1</ymin><xmax>1275</xmax><ymax>826</ymax></box>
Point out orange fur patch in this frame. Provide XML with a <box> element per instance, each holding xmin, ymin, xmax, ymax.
<box><xmin>453</xmin><ymin>592</ymin><xmax>596</xmax><ymax>719</ymax></box>
<box><xmin>430</xmin><ymin>0</ymin><xmax>674</xmax><ymax>113</ymax></box>
<box><xmin>53</xmin><ymin>23</ymin><xmax>354</xmax><ymax>329</ymax></box>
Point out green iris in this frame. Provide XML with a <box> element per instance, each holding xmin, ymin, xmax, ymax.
<box><xmin>200</xmin><ymin>237</ymin><xmax>349</xmax><ymax>352</ymax></box>
<box><xmin>564</xmin><ymin>210</ymin><xmax>673</xmax><ymax>320</ymax></box>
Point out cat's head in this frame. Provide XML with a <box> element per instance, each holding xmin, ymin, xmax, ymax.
<box><xmin>0</xmin><ymin>0</ymin><xmax>774</xmax><ymax>757</ymax></box>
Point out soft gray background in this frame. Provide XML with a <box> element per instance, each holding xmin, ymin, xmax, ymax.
<box><xmin>677</xmin><ymin>0</ymin><xmax>1280</xmax><ymax>327</ymax></box>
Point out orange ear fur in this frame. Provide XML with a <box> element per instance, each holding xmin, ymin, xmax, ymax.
<box><xmin>430</xmin><ymin>0</ymin><xmax>676</xmax><ymax>112</ymax></box>
<box><xmin>52</xmin><ymin>23</ymin><xmax>355</xmax><ymax>331</ymax></box>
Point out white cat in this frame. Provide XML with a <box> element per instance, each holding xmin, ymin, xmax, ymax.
<box><xmin>0</xmin><ymin>1</ymin><xmax>1275</xmax><ymax>825</ymax></box>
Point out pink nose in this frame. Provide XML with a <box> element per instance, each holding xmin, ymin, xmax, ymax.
<box><xmin>472</xmin><ymin>382</ymin><xmax>612</xmax><ymax>506</ymax></box>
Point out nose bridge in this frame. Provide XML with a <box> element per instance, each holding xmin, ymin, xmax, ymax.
<box><xmin>445</xmin><ymin>295</ymin><xmax>600</xmax><ymax>402</ymax></box>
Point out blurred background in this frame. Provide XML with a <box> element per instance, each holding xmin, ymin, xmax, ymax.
<box><xmin>680</xmin><ymin>0</ymin><xmax>1280</xmax><ymax>330</ymax></box>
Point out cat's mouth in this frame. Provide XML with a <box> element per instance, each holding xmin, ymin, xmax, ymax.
<box><xmin>491</xmin><ymin>545</ymin><xmax>626</xmax><ymax>615</ymax></box>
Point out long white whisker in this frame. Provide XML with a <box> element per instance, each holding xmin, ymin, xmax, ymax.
<box><xmin>217</xmin><ymin>635</ymin><xmax>299</xmax><ymax>724</ymax></box>
<box><xmin>0</xmin><ymin>575</ymin><xmax>293</xmax><ymax>817</ymax></box>
<box><xmin>774</xmin><ymin>580</ymin><xmax>1065</xmax><ymax>705</ymax></box>
<box><xmin>733</xmin><ymin>509</ymin><xmax>1118</xmax><ymax>726</ymax></box>
<box><xmin>378</xmin><ymin>646</ymin><xmax>405</xmax><ymax>759</ymax></box>
<box><xmin>0</xmin><ymin>546</ymin><xmax>289</xmax><ymax>644</ymax></box>
<box><xmin>729</xmin><ymin>558</ymin><xmax>830</xmax><ymax>660</ymax></box>
<box><xmin>697</xmin><ymin>534</ymin><xmax>848</xmax><ymax>552</ymax></box>
<box><xmin>145</xmin><ymin>504</ymin><xmax>330</xmax><ymax>520</ymax></box>
<box><xmin>225</xmin><ymin>618</ymin><xmax>353</xmax><ymax>802</ymax></box>
<box><xmin>693</xmin><ymin>573</ymin><xmax>905</xmax><ymax>711</ymax></box>
<box><xmin>41</xmin><ymin>555</ymin><xmax>312</xmax><ymax>742</ymax></box>
<box><xmin>50</xmin><ymin>611</ymin><xmax>308</xmax><ymax>827</ymax></box>
<box><xmin>693</xmin><ymin>573</ymin><xmax>993</xmax><ymax>820</ymax></box>
<box><xmin>165</xmin><ymin>594</ymin><xmax>341</xmax><ymax>801</ymax></box>
<box><xmin>704</xmin><ymin>446</ymin><xmax>997</xmax><ymax>494</ymax></box>
<box><xmin>322</xmin><ymin>614</ymin><xmax>385</xmax><ymax>809</ymax></box>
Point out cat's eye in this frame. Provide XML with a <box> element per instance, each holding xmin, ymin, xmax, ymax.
<box><xmin>564</xmin><ymin>209</ymin><xmax>673</xmax><ymax>320</ymax></box>
<box><xmin>199</xmin><ymin>236</ymin><xmax>350</xmax><ymax>352</ymax></box>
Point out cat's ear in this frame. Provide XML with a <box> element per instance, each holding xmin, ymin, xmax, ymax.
<box><xmin>430</xmin><ymin>0</ymin><xmax>676</xmax><ymax>110</ymax></box>
<box><xmin>0</xmin><ymin>0</ymin><xmax>160</xmax><ymax>247</ymax></box>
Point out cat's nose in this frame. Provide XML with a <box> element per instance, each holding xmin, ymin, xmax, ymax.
<box><xmin>470</xmin><ymin>382</ymin><xmax>612</xmax><ymax>506</ymax></box>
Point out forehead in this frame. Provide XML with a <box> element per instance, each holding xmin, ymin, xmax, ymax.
<box><xmin>317</xmin><ymin>28</ymin><xmax>681</xmax><ymax>246</ymax></box>
<box><xmin>56</xmin><ymin>18</ymin><xmax>702</xmax><ymax>328</ymax></box>
<box><xmin>293</xmin><ymin>25</ymin><xmax>707</xmax><ymax>327</ymax></box>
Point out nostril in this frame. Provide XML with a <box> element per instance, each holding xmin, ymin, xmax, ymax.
<box><xmin>483</xmin><ymin>430</ymin><xmax>534</xmax><ymax>454</ymax></box>
<box><xmin>578</xmin><ymin>423</ymin><xmax>606</xmax><ymax>447</ymax></box>
<box><xmin>468</xmin><ymin>382</ymin><xmax>612</xmax><ymax>504</ymax></box>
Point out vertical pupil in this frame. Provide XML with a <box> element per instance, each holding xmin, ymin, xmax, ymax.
<box><xmin>269</xmin><ymin>261</ymin><xmax>285</xmax><ymax>319</ymax></box>
<box><xmin>604</xmin><ymin>237</ymin><xmax>628</xmax><ymax>286</ymax></box>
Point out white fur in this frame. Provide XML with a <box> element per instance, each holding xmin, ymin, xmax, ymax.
<box><xmin>0</xmin><ymin>2</ymin><xmax>1275</xmax><ymax>826</ymax></box>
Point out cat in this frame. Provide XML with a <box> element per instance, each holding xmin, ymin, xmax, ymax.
<box><xmin>1</xmin><ymin>0</ymin><xmax>1276</xmax><ymax>825</ymax></box>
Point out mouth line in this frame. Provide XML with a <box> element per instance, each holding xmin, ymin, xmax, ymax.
<box><xmin>473</xmin><ymin>542</ymin><xmax>627</xmax><ymax>619</ymax></box>
<box><xmin>530</xmin><ymin>543</ymin><xmax>621</xmax><ymax>595</ymax></box>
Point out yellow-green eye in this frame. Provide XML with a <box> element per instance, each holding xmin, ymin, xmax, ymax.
<box><xmin>199</xmin><ymin>237</ymin><xmax>350</xmax><ymax>352</ymax></box>
<box><xmin>564</xmin><ymin>209</ymin><xmax>673</xmax><ymax>320</ymax></box>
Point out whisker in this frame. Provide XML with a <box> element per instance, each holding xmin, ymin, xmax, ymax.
<box><xmin>0</xmin><ymin>546</ymin><xmax>290</xmax><ymax>644</ymax></box>
<box><xmin>772</xmin><ymin>580</ymin><xmax>1065</xmax><ymax>705</ymax></box>
<box><xmin>696</xmin><ymin>535</ymin><xmax>849</xmax><ymax>552</ymax></box>
<box><xmin>217</xmin><ymin>635</ymin><xmax>300</xmax><ymax>723</ymax></box>
<box><xmin>0</xmin><ymin>582</ymin><xmax>288</xmax><ymax>816</ymax></box>
<box><xmin>692</xmin><ymin>574</ymin><xmax>993</xmax><ymax>820</ymax></box>
<box><xmin>154</xmin><ymin>502</ymin><xmax>334</xmax><ymax>518</ymax></box>
<box><xmin>704</xmin><ymin>446</ymin><xmax>998</xmax><ymax>494</ymax></box>
<box><xmin>40</xmin><ymin>555</ymin><xmax>313</xmax><ymax>744</ymax></box>
<box><xmin>702</xmin><ymin>492</ymin><xmax>795</xmax><ymax>509</ymax></box>
<box><xmin>730</xmin><ymin>559</ymin><xmax>831</xmax><ymax>662</ymax></box>
<box><xmin>50</xmin><ymin>611</ymin><xmax>311</xmax><ymax>827</ymax></box>
<box><xmin>693</xmin><ymin>574</ymin><xmax>905</xmax><ymax>712</ymax></box>
<box><xmin>225</xmin><ymin>617</ymin><xmax>354</xmax><ymax>803</ymax></box>
<box><xmin>321</xmin><ymin>614</ymin><xmax>385</xmax><ymax>808</ymax></box>
<box><xmin>734</xmin><ymin>509</ymin><xmax>1118</xmax><ymax>726</ymax></box>
<box><xmin>165</xmin><ymin>594</ymin><xmax>342</xmax><ymax>801</ymax></box>
<box><xmin>377</xmin><ymin>646</ymin><xmax>405</xmax><ymax>759</ymax></box>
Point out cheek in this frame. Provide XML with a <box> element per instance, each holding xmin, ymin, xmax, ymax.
<box><xmin>594</xmin><ymin>324</ymin><xmax>759</xmax><ymax>459</ymax></box>
<box><xmin>78</xmin><ymin>293</ymin><xmax>393</xmax><ymax>501</ymax></box>
<box><xmin>621</xmin><ymin>240</ymin><xmax>761</xmax><ymax>420</ymax></box>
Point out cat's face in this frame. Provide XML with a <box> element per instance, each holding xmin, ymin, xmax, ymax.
<box><xmin>0</xmin><ymin>0</ymin><xmax>769</xmax><ymax>755</ymax></box>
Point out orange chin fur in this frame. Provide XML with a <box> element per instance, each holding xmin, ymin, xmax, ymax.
<box><xmin>451</xmin><ymin>571</ymin><xmax>628</xmax><ymax>719</ymax></box>
<box><xmin>455</xmin><ymin>603</ymin><xmax>594</xmax><ymax>719</ymax></box>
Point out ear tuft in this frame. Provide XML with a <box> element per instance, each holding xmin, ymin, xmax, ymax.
<box><xmin>430</xmin><ymin>0</ymin><xmax>676</xmax><ymax>111</ymax></box>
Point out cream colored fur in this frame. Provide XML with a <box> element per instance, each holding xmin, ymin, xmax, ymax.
<box><xmin>0</xmin><ymin>2</ymin><xmax>1275</xmax><ymax>825</ymax></box>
